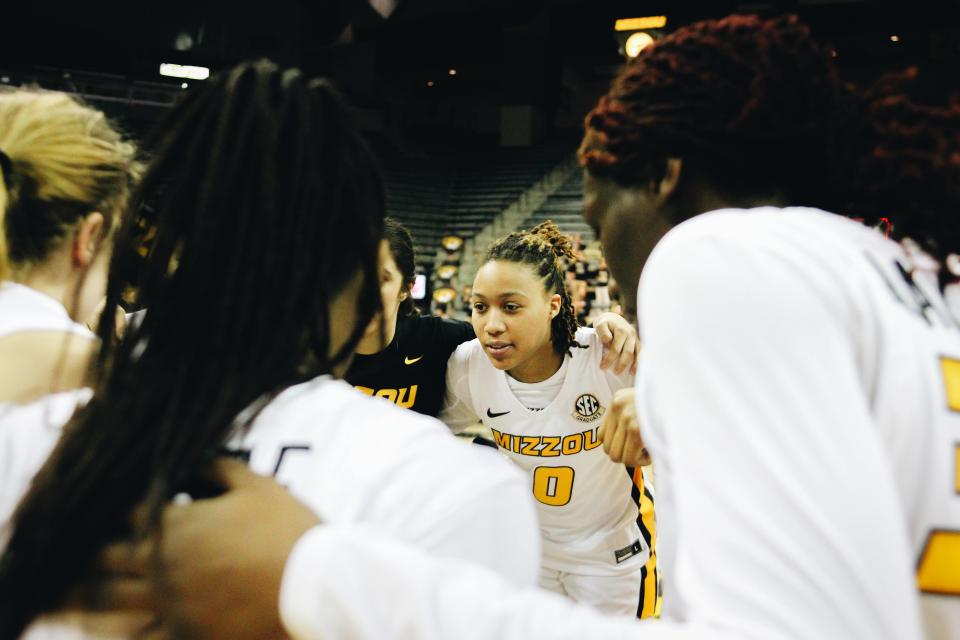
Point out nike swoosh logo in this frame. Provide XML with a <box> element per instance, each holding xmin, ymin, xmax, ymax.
<box><xmin>404</xmin><ymin>355</ymin><xmax>424</xmax><ymax>365</ymax></box>
<box><xmin>486</xmin><ymin>409</ymin><xmax>510</xmax><ymax>418</ymax></box>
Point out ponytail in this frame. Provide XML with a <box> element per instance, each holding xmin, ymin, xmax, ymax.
<box><xmin>0</xmin><ymin>89</ymin><xmax>140</xmax><ymax>275</ymax></box>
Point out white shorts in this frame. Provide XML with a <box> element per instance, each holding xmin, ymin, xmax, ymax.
<box><xmin>538</xmin><ymin>563</ymin><xmax>646</xmax><ymax>616</ymax></box>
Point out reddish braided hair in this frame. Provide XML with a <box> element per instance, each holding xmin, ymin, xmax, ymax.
<box><xmin>833</xmin><ymin>67</ymin><xmax>960</xmax><ymax>276</ymax></box>
<box><xmin>579</xmin><ymin>14</ymin><xmax>844</xmax><ymax>207</ymax></box>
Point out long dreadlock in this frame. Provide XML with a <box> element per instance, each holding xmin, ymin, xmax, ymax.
<box><xmin>0</xmin><ymin>60</ymin><xmax>385</xmax><ymax>636</ymax></box>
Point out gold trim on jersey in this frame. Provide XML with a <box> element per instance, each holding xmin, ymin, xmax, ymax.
<box><xmin>917</xmin><ymin>529</ymin><xmax>960</xmax><ymax>596</ymax></box>
<box><xmin>940</xmin><ymin>356</ymin><xmax>960</xmax><ymax>412</ymax></box>
<box><xmin>633</xmin><ymin>466</ymin><xmax>662</xmax><ymax>619</ymax></box>
<box><xmin>955</xmin><ymin>443</ymin><xmax>960</xmax><ymax>495</ymax></box>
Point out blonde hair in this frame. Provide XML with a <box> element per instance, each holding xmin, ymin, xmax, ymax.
<box><xmin>0</xmin><ymin>88</ymin><xmax>141</xmax><ymax>279</ymax></box>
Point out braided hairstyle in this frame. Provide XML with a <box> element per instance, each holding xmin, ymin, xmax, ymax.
<box><xmin>579</xmin><ymin>14</ymin><xmax>845</xmax><ymax>216</ymax></box>
<box><xmin>832</xmin><ymin>67</ymin><xmax>960</xmax><ymax>282</ymax></box>
<box><xmin>485</xmin><ymin>220</ymin><xmax>585</xmax><ymax>357</ymax></box>
<box><xmin>0</xmin><ymin>60</ymin><xmax>385</xmax><ymax>636</ymax></box>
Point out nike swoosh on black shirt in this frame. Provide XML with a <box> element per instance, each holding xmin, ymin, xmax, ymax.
<box><xmin>486</xmin><ymin>409</ymin><xmax>510</xmax><ymax>418</ymax></box>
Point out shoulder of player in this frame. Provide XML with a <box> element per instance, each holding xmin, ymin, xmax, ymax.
<box><xmin>256</xmin><ymin>376</ymin><xmax>445</xmax><ymax>440</ymax></box>
<box><xmin>410</xmin><ymin>314</ymin><xmax>473</xmax><ymax>343</ymax></box>
<box><xmin>400</xmin><ymin>315</ymin><xmax>473</xmax><ymax>355</ymax></box>
<box><xmin>639</xmin><ymin>207</ymin><xmax>873</xmax><ymax>353</ymax></box>
<box><xmin>0</xmin><ymin>389</ymin><xmax>90</xmax><ymax>433</ymax></box>
<box><xmin>269</xmin><ymin>376</ymin><xmax>521</xmax><ymax>483</ymax></box>
<box><xmin>574</xmin><ymin>326</ymin><xmax>598</xmax><ymax>348</ymax></box>
<box><xmin>643</xmin><ymin>206</ymin><xmax>871</xmax><ymax>299</ymax></box>
<box><xmin>655</xmin><ymin>206</ymin><xmax>883</xmax><ymax>263</ymax></box>
<box><xmin>449</xmin><ymin>336</ymin><xmax>484</xmax><ymax>360</ymax></box>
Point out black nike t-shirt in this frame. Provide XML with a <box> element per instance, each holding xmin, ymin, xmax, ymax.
<box><xmin>345</xmin><ymin>314</ymin><xmax>476</xmax><ymax>418</ymax></box>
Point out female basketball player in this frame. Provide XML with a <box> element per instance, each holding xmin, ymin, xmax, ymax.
<box><xmin>0</xmin><ymin>61</ymin><xmax>540</xmax><ymax>638</ymax></box>
<box><xmin>440</xmin><ymin>220</ymin><xmax>658</xmax><ymax>618</ymax></box>
<box><xmin>0</xmin><ymin>90</ymin><xmax>140</xmax><ymax>552</ymax></box>
<box><xmin>346</xmin><ymin>218</ymin><xmax>639</xmax><ymax>418</ymax></box>
<box><xmin>94</xmin><ymin>15</ymin><xmax>959</xmax><ymax>640</ymax></box>
<box><xmin>346</xmin><ymin>218</ymin><xmax>476</xmax><ymax>416</ymax></box>
<box><xmin>0</xmin><ymin>89</ymin><xmax>139</xmax><ymax>405</ymax></box>
<box><xmin>268</xmin><ymin>17</ymin><xmax>953</xmax><ymax>637</ymax></box>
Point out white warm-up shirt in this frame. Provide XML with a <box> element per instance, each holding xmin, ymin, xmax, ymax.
<box><xmin>0</xmin><ymin>282</ymin><xmax>96</xmax><ymax>339</ymax></box>
<box><xmin>226</xmin><ymin>375</ymin><xmax>539</xmax><ymax>587</ymax></box>
<box><xmin>0</xmin><ymin>282</ymin><xmax>95</xmax><ymax>548</ymax></box>
<box><xmin>276</xmin><ymin>207</ymin><xmax>947</xmax><ymax>640</ymax></box>
<box><xmin>3</xmin><ymin>301</ymin><xmax>539</xmax><ymax>638</ymax></box>
<box><xmin>14</xmin><ymin>377</ymin><xmax>539</xmax><ymax>639</ymax></box>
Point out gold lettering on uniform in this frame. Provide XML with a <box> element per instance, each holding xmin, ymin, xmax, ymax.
<box><xmin>583</xmin><ymin>427</ymin><xmax>602</xmax><ymax>451</ymax></box>
<box><xmin>376</xmin><ymin>388</ymin><xmax>398</xmax><ymax>403</ymax></box>
<box><xmin>955</xmin><ymin>444</ymin><xmax>960</xmax><ymax>494</ymax></box>
<box><xmin>355</xmin><ymin>386</ymin><xmax>374</xmax><ymax>396</ymax></box>
<box><xmin>512</xmin><ymin>433</ymin><xmax>521</xmax><ymax>454</ymax></box>
<box><xmin>521</xmin><ymin>436</ymin><xmax>541</xmax><ymax>457</ymax></box>
<box><xmin>540</xmin><ymin>436</ymin><xmax>561</xmax><ymax>457</ymax></box>
<box><xmin>562</xmin><ymin>433</ymin><xmax>583</xmax><ymax>455</ymax></box>
<box><xmin>492</xmin><ymin>429</ymin><xmax>511</xmax><ymax>450</ymax></box>
<box><xmin>396</xmin><ymin>385</ymin><xmax>418</xmax><ymax>409</ymax></box>
<box><xmin>942</xmin><ymin>357</ymin><xmax>960</xmax><ymax>412</ymax></box>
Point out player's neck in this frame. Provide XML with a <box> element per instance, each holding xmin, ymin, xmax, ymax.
<box><xmin>355</xmin><ymin>317</ymin><xmax>399</xmax><ymax>355</ymax></box>
<box><xmin>508</xmin><ymin>342</ymin><xmax>563</xmax><ymax>384</ymax></box>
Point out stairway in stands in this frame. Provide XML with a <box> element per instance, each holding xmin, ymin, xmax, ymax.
<box><xmin>520</xmin><ymin>169</ymin><xmax>594</xmax><ymax>242</ymax></box>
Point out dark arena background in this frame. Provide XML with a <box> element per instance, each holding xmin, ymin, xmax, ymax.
<box><xmin>4</xmin><ymin>0</ymin><xmax>958</xmax><ymax>320</ymax></box>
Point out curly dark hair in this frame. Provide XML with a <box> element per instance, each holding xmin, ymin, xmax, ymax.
<box><xmin>832</xmin><ymin>67</ymin><xmax>960</xmax><ymax>278</ymax></box>
<box><xmin>485</xmin><ymin>220</ymin><xmax>585</xmax><ymax>358</ymax></box>
<box><xmin>579</xmin><ymin>14</ymin><xmax>845</xmax><ymax>216</ymax></box>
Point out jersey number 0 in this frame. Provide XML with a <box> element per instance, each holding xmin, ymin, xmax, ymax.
<box><xmin>532</xmin><ymin>466</ymin><xmax>575</xmax><ymax>506</ymax></box>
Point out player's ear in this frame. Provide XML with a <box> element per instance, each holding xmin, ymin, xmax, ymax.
<box><xmin>651</xmin><ymin>158</ymin><xmax>682</xmax><ymax>205</ymax></box>
<box><xmin>73</xmin><ymin>212</ymin><xmax>105</xmax><ymax>268</ymax></box>
<box><xmin>549</xmin><ymin>293</ymin><xmax>561</xmax><ymax>320</ymax></box>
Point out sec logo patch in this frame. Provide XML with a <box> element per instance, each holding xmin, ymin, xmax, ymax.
<box><xmin>572</xmin><ymin>393</ymin><xmax>604</xmax><ymax>423</ymax></box>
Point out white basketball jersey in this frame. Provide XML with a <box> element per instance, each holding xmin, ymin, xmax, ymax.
<box><xmin>12</xmin><ymin>377</ymin><xmax>540</xmax><ymax>639</ymax></box>
<box><xmin>226</xmin><ymin>376</ymin><xmax>540</xmax><ymax>588</ymax></box>
<box><xmin>445</xmin><ymin>328</ymin><xmax>645</xmax><ymax>574</ymax></box>
<box><xmin>637</xmin><ymin>207</ymin><xmax>958</xmax><ymax>640</ymax></box>
<box><xmin>0</xmin><ymin>283</ymin><xmax>100</xmax><ymax>639</ymax></box>
<box><xmin>0</xmin><ymin>281</ymin><xmax>95</xmax><ymax>549</ymax></box>
<box><xmin>0</xmin><ymin>282</ymin><xmax>94</xmax><ymax>339</ymax></box>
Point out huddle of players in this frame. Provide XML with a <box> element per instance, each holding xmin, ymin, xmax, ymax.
<box><xmin>343</xmin><ymin>217</ymin><xmax>656</xmax><ymax>615</ymax></box>
<box><xmin>0</xmin><ymin>11</ymin><xmax>956</xmax><ymax>640</ymax></box>
<box><xmin>296</xmin><ymin>14</ymin><xmax>960</xmax><ymax>639</ymax></box>
<box><xmin>0</xmin><ymin>63</ymin><xmax>649</xmax><ymax>639</ymax></box>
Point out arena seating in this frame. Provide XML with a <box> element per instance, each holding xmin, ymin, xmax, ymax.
<box><xmin>520</xmin><ymin>169</ymin><xmax>594</xmax><ymax>242</ymax></box>
<box><xmin>381</xmin><ymin>161</ymin><xmax>453</xmax><ymax>275</ymax></box>
<box><xmin>380</xmin><ymin>144</ymin><xmax>572</xmax><ymax>275</ymax></box>
<box><xmin>443</xmin><ymin>144</ymin><xmax>571</xmax><ymax>241</ymax></box>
